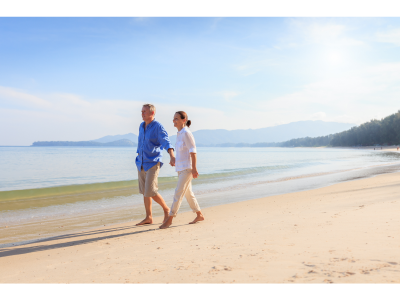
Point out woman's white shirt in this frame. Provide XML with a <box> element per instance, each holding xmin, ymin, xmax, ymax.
<box><xmin>175</xmin><ymin>126</ymin><xmax>196</xmax><ymax>172</ymax></box>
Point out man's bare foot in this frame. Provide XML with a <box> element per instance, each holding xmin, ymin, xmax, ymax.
<box><xmin>136</xmin><ymin>217</ymin><xmax>153</xmax><ymax>226</ymax></box>
<box><xmin>189</xmin><ymin>213</ymin><xmax>204</xmax><ymax>224</ymax></box>
<box><xmin>159</xmin><ymin>216</ymin><xmax>173</xmax><ymax>229</ymax></box>
<box><xmin>163</xmin><ymin>209</ymin><xmax>170</xmax><ymax>223</ymax></box>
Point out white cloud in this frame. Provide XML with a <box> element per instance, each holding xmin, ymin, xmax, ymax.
<box><xmin>305</xmin><ymin>23</ymin><xmax>347</xmax><ymax>43</ymax></box>
<box><xmin>0</xmin><ymin>86</ymin><xmax>51</xmax><ymax>108</ymax></box>
<box><xmin>0</xmin><ymin>87</ymin><xmax>233</xmax><ymax>145</ymax></box>
<box><xmin>376</xmin><ymin>28</ymin><xmax>400</xmax><ymax>46</ymax></box>
<box><xmin>281</xmin><ymin>19</ymin><xmax>364</xmax><ymax>48</ymax></box>
<box><xmin>310</xmin><ymin>112</ymin><xmax>327</xmax><ymax>120</ymax></box>
<box><xmin>257</xmin><ymin>62</ymin><xmax>400</xmax><ymax>126</ymax></box>
<box><xmin>220</xmin><ymin>91</ymin><xmax>239</xmax><ymax>102</ymax></box>
<box><xmin>130</xmin><ymin>17</ymin><xmax>152</xmax><ymax>25</ymax></box>
<box><xmin>2</xmin><ymin>60</ymin><xmax>400</xmax><ymax>145</ymax></box>
<box><xmin>232</xmin><ymin>58</ymin><xmax>277</xmax><ymax>76</ymax></box>
<box><xmin>209</xmin><ymin>17</ymin><xmax>223</xmax><ymax>31</ymax></box>
<box><xmin>153</xmin><ymin>103</ymin><xmax>228</xmax><ymax>134</ymax></box>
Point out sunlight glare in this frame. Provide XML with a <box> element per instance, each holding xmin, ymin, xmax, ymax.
<box><xmin>327</xmin><ymin>52</ymin><xmax>343</xmax><ymax>64</ymax></box>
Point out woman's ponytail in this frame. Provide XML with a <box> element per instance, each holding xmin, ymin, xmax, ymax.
<box><xmin>176</xmin><ymin>111</ymin><xmax>191</xmax><ymax>127</ymax></box>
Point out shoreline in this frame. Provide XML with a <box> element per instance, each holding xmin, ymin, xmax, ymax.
<box><xmin>328</xmin><ymin>146</ymin><xmax>400</xmax><ymax>151</ymax></box>
<box><xmin>0</xmin><ymin>164</ymin><xmax>393</xmax><ymax>250</ymax></box>
<box><xmin>1</xmin><ymin>171</ymin><xmax>399</xmax><ymax>283</ymax></box>
<box><xmin>2</xmin><ymin>146</ymin><xmax>398</xmax><ymax>200</ymax></box>
<box><xmin>2</xmin><ymin>161</ymin><xmax>400</xmax><ymax>248</ymax></box>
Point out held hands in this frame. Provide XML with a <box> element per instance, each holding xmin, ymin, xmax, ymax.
<box><xmin>192</xmin><ymin>168</ymin><xmax>199</xmax><ymax>179</ymax></box>
<box><xmin>168</xmin><ymin>148</ymin><xmax>175</xmax><ymax>167</ymax></box>
<box><xmin>169</xmin><ymin>156</ymin><xmax>176</xmax><ymax>167</ymax></box>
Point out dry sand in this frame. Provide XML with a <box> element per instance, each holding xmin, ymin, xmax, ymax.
<box><xmin>1</xmin><ymin>172</ymin><xmax>399</xmax><ymax>283</ymax></box>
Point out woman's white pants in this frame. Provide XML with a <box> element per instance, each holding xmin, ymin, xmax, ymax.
<box><xmin>169</xmin><ymin>168</ymin><xmax>201</xmax><ymax>217</ymax></box>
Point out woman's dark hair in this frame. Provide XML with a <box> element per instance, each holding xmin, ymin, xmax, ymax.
<box><xmin>176</xmin><ymin>111</ymin><xmax>191</xmax><ymax>127</ymax></box>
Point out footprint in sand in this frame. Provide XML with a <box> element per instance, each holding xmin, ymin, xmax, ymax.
<box><xmin>345</xmin><ymin>272</ymin><xmax>355</xmax><ymax>276</ymax></box>
<box><xmin>209</xmin><ymin>266</ymin><xmax>232</xmax><ymax>273</ymax></box>
<box><xmin>303</xmin><ymin>263</ymin><xmax>316</xmax><ymax>267</ymax></box>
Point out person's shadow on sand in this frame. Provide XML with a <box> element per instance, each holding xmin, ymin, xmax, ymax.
<box><xmin>0</xmin><ymin>223</ymin><xmax>189</xmax><ymax>258</ymax></box>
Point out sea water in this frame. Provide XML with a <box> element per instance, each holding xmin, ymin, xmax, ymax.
<box><xmin>1</xmin><ymin>146</ymin><xmax>400</xmax><ymax>246</ymax></box>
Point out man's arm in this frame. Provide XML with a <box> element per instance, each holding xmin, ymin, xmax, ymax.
<box><xmin>136</xmin><ymin>122</ymin><xmax>143</xmax><ymax>155</ymax></box>
<box><xmin>168</xmin><ymin>148</ymin><xmax>175</xmax><ymax>167</ymax></box>
<box><xmin>157</xmin><ymin>124</ymin><xmax>175</xmax><ymax>166</ymax></box>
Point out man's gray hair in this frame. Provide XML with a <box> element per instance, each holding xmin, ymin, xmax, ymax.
<box><xmin>143</xmin><ymin>103</ymin><xmax>156</xmax><ymax>114</ymax></box>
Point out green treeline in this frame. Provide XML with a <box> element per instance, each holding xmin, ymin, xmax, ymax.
<box><xmin>213</xmin><ymin>136</ymin><xmax>334</xmax><ymax>148</ymax></box>
<box><xmin>330</xmin><ymin>111</ymin><xmax>400</xmax><ymax>146</ymax></box>
<box><xmin>279</xmin><ymin>110</ymin><xmax>400</xmax><ymax>147</ymax></box>
<box><xmin>279</xmin><ymin>135</ymin><xmax>335</xmax><ymax>147</ymax></box>
<box><xmin>214</xmin><ymin>110</ymin><xmax>400</xmax><ymax>147</ymax></box>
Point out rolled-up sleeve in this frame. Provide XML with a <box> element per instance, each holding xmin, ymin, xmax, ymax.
<box><xmin>157</xmin><ymin>124</ymin><xmax>173</xmax><ymax>151</ymax></box>
<box><xmin>183</xmin><ymin>131</ymin><xmax>196</xmax><ymax>153</ymax></box>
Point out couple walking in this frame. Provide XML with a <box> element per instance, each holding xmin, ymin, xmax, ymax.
<box><xmin>135</xmin><ymin>104</ymin><xmax>205</xmax><ymax>229</ymax></box>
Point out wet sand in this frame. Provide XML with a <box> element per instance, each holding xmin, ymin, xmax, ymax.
<box><xmin>0</xmin><ymin>171</ymin><xmax>399</xmax><ymax>283</ymax></box>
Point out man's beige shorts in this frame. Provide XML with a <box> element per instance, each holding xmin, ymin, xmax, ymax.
<box><xmin>138</xmin><ymin>162</ymin><xmax>160</xmax><ymax>197</ymax></box>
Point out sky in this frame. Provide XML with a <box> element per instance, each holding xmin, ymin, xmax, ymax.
<box><xmin>1</xmin><ymin>16</ymin><xmax>400</xmax><ymax>145</ymax></box>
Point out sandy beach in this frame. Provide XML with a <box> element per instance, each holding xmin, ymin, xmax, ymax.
<box><xmin>1</xmin><ymin>171</ymin><xmax>399</xmax><ymax>283</ymax></box>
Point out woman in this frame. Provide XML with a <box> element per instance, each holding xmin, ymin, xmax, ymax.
<box><xmin>159</xmin><ymin>111</ymin><xmax>205</xmax><ymax>229</ymax></box>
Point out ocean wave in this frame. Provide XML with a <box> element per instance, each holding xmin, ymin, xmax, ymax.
<box><xmin>0</xmin><ymin>162</ymin><xmax>318</xmax><ymax>203</ymax></box>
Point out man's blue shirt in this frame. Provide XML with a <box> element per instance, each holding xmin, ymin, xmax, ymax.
<box><xmin>135</xmin><ymin>119</ymin><xmax>173</xmax><ymax>171</ymax></box>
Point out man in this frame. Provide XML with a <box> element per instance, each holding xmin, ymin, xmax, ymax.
<box><xmin>135</xmin><ymin>104</ymin><xmax>175</xmax><ymax>225</ymax></box>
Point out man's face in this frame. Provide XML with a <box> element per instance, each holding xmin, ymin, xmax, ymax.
<box><xmin>141</xmin><ymin>106</ymin><xmax>154</xmax><ymax>121</ymax></box>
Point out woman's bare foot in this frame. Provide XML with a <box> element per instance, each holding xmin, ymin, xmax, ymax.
<box><xmin>189</xmin><ymin>212</ymin><xmax>205</xmax><ymax>224</ymax></box>
<box><xmin>159</xmin><ymin>216</ymin><xmax>173</xmax><ymax>229</ymax></box>
<box><xmin>163</xmin><ymin>209</ymin><xmax>170</xmax><ymax>223</ymax></box>
<box><xmin>136</xmin><ymin>217</ymin><xmax>153</xmax><ymax>226</ymax></box>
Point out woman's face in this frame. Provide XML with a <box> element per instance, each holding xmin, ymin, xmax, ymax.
<box><xmin>173</xmin><ymin>113</ymin><xmax>186</xmax><ymax>128</ymax></box>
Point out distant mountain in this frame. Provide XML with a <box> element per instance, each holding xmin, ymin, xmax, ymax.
<box><xmin>169</xmin><ymin>121</ymin><xmax>356</xmax><ymax>146</ymax></box>
<box><xmin>103</xmin><ymin>139</ymin><xmax>137</xmax><ymax>147</ymax></box>
<box><xmin>36</xmin><ymin>121</ymin><xmax>354</xmax><ymax>148</ymax></box>
<box><xmin>32</xmin><ymin>139</ymin><xmax>137</xmax><ymax>147</ymax></box>
<box><xmin>91</xmin><ymin>133</ymin><xmax>138</xmax><ymax>143</ymax></box>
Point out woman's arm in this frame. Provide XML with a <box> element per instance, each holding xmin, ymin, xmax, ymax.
<box><xmin>190</xmin><ymin>152</ymin><xmax>198</xmax><ymax>179</ymax></box>
<box><xmin>183</xmin><ymin>131</ymin><xmax>198</xmax><ymax>178</ymax></box>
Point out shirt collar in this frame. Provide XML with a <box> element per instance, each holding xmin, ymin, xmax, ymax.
<box><xmin>178</xmin><ymin>126</ymin><xmax>188</xmax><ymax>134</ymax></box>
<box><xmin>143</xmin><ymin>119</ymin><xmax>156</xmax><ymax>129</ymax></box>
